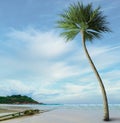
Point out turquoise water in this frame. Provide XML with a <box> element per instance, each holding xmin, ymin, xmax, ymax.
<box><xmin>2</xmin><ymin>104</ymin><xmax>120</xmax><ymax>111</ymax></box>
<box><xmin>32</xmin><ymin>104</ymin><xmax>120</xmax><ymax>110</ymax></box>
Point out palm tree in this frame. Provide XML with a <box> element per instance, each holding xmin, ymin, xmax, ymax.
<box><xmin>56</xmin><ymin>2</ymin><xmax>111</xmax><ymax>121</ymax></box>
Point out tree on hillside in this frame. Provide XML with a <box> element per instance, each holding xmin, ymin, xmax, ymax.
<box><xmin>56</xmin><ymin>2</ymin><xmax>111</xmax><ymax>121</ymax></box>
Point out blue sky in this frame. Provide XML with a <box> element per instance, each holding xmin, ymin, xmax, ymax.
<box><xmin>0</xmin><ymin>0</ymin><xmax>120</xmax><ymax>104</ymax></box>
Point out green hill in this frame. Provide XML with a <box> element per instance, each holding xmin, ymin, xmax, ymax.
<box><xmin>0</xmin><ymin>95</ymin><xmax>41</xmax><ymax>104</ymax></box>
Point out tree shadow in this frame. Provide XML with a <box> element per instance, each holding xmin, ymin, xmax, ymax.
<box><xmin>109</xmin><ymin>117</ymin><xmax>120</xmax><ymax>122</ymax></box>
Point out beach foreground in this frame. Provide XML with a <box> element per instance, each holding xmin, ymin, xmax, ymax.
<box><xmin>1</xmin><ymin>108</ymin><xmax>120</xmax><ymax>123</ymax></box>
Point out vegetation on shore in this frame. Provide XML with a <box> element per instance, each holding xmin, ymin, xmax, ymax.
<box><xmin>0</xmin><ymin>95</ymin><xmax>42</xmax><ymax>104</ymax></box>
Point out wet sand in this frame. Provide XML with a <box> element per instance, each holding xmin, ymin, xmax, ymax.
<box><xmin>1</xmin><ymin>108</ymin><xmax>120</xmax><ymax>123</ymax></box>
<box><xmin>0</xmin><ymin>104</ymin><xmax>31</xmax><ymax>114</ymax></box>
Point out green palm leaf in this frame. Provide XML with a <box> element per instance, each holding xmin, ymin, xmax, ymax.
<box><xmin>56</xmin><ymin>2</ymin><xmax>111</xmax><ymax>41</ymax></box>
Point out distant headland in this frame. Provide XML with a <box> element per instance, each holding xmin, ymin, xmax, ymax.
<box><xmin>0</xmin><ymin>95</ymin><xmax>43</xmax><ymax>104</ymax></box>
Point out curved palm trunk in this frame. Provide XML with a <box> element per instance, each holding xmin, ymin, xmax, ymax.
<box><xmin>81</xmin><ymin>31</ymin><xmax>109</xmax><ymax>121</ymax></box>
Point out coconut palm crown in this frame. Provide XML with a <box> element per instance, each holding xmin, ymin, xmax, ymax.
<box><xmin>57</xmin><ymin>2</ymin><xmax>110</xmax><ymax>41</ymax></box>
<box><xmin>57</xmin><ymin>2</ymin><xmax>111</xmax><ymax>121</ymax></box>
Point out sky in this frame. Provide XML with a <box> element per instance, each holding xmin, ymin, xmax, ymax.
<box><xmin>0</xmin><ymin>0</ymin><xmax>120</xmax><ymax>104</ymax></box>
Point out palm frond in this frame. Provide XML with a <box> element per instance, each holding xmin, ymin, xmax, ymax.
<box><xmin>85</xmin><ymin>30</ymin><xmax>102</xmax><ymax>41</ymax></box>
<box><xmin>60</xmin><ymin>30</ymin><xmax>80</xmax><ymax>41</ymax></box>
<box><xmin>56</xmin><ymin>2</ymin><xmax>111</xmax><ymax>42</ymax></box>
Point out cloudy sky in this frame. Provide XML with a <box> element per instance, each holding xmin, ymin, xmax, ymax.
<box><xmin>0</xmin><ymin>0</ymin><xmax>120</xmax><ymax>104</ymax></box>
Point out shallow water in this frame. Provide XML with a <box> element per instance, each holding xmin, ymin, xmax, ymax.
<box><xmin>0</xmin><ymin>104</ymin><xmax>120</xmax><ymax>111</ymax></box>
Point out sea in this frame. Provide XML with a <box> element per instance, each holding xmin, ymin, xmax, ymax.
<box><xmin>1</xmin><ymin>104</ymin><xmax>120</xmax><ymax>111</ymax></box>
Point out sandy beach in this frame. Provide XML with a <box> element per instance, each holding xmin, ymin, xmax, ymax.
<box><xmin>1</xmin><ymin>108</ymin><xmax>120</xmax><ymax>123</ymax></box>
<box><xmin>0</xmin><ymin>104</ymin><xmax>32</xmax><ymax>114</ymax></box>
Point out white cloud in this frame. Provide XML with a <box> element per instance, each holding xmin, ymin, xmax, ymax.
<box><xmin>48</xmin><ymin>62</ymin><xmax>79</xmax><ymax>80</ymax></box>
<box><xmin>7</xmin><ymin>28</ymin><xmax>74</xmax><ymax>58</ymax></box>
<box><xmin>0</xmin><ymin>79</ymin><xmax>34</xmax><ymax>96</ymax></box>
